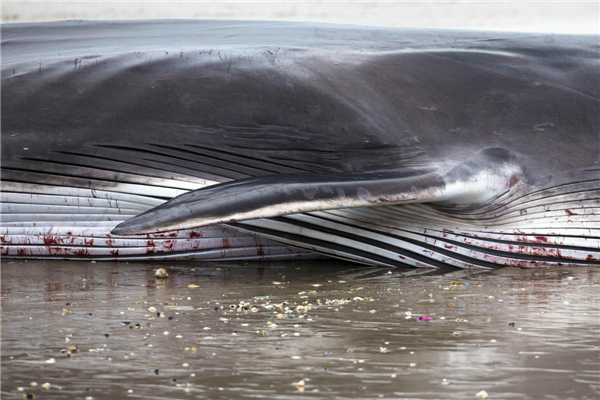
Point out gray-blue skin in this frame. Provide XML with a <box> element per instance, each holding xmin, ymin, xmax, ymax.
<box><xmin>1</xmin><ymin>20</ymin><xmax>599</xmax><ymax>268</ymax></box>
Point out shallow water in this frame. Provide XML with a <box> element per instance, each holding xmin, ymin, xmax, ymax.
<box><xmin>1</xmin><ymin>260</ymin><xmax>599</xmax><ymax>400</ymax></box>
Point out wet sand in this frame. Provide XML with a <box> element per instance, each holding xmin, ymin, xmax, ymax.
<box><xmin>1</xmin><ymin>260</ymin><xmax>599</xmax><ymax>399</ymax></box>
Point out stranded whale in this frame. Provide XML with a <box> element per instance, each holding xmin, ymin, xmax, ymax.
<box><xmin>2</xmin><ymin>20</ymin><xmax>599</xmax><ymax>268</ymax></box>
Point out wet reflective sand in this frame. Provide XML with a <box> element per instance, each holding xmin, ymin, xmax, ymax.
<box><xmin>2</xmin><ymin>261</ymin><xmax>599</xmax><ymax>399</ymax></box>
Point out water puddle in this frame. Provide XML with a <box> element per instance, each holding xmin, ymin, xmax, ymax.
<box><xmin>1</xmin><ymin>260</ymin><xmax>599</xmax><ymax>399</ymax></box>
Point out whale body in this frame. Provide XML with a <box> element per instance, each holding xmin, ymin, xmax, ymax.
<box><xmin>2</xmin><ymin>20</ymin><xmax>599</xmax><ymax>268</ymax></box>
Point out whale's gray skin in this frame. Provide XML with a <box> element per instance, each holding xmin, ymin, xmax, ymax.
<box><xmin>2</xmin><ymin>20</ymin><xmax>599</xmax><ymax>267</ymax></box>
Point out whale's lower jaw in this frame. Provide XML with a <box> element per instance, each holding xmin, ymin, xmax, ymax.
<box><xmin>2</xmin><ymin>176</ymin><xmax>599</xmax><ymax>268</ymax></box>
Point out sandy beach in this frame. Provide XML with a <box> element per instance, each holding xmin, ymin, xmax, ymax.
<box><xmin>2</xmin><ymin>260</ymin><xmax>599</xmax><ymax>399</ymax></box>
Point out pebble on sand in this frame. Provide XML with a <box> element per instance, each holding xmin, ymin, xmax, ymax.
<box><xmin>476</xmin><ymin>390</ymin><xmax>489</xmax><ymax>398</ymax></box>
<box><xmin>155</xmin><ymin>268</ymin><xmax>168</xmax><ymax>279</ymax></box>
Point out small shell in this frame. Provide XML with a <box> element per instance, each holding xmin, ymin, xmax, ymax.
<box><xmin>155</xmin><ymin>268</ymin><xmax>168</xmax><ymax>279</ymax></box>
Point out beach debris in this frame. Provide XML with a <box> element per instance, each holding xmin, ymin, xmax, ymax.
<box><xmin>164</xmin><ymin>305</ymin><xmax>194</xmax><ymax>311</ymax></box>
<box><xmin>380</xmin><ymin>347</ymin><xmax>388</xmax><ymax>353</ymax></box>
<box><xmin>148</xmin><ymin>307</ymin><xmax>157</xmax><ymax>312</ymax></box>
<box><xmin>60</xmin><ymin>344</ymin><xmax>77</xmax><ymax>358</ymax></box>
<box><xmin>155</xmin><ymin>268</ymin><xmax>168</xmax><ymax>279</ymax></box>
<box><xmin>294</xmin><ymin>379</ymin><xmax>306</xmax><ymax>393</ymax></box>
<box><xmin>41</xmin><ymin>382</ymin><xmax>51</xmax><ymax>390</ymax></box>
<box><xmin>188</xmin><ymin>284</ymin><xmax>200</xmax><ymax>289</ymax></box>
<box><xmin>23</xmin><ymin>394</ymin><xmax>35</xmax><ymax>400</ymax></box>
<box><xmin>476</xmin><ymin>390</ymin><xmax>489</xmax><ymax>398</ymax></box>
<box><xmin>414</xmin><ymin>316</ymin><xmax>434</xmax><ymax>321</ymax></box>
<box><xmin>453</xmin><ymin>332</ymin><xmax>461</xmax><ymax>337</ymax></box>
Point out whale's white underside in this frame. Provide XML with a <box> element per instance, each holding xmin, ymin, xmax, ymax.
<box><xmin>2</xmin><ymin>172</ymin><xmax>598</xmax><ymax>268</ymax></box>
